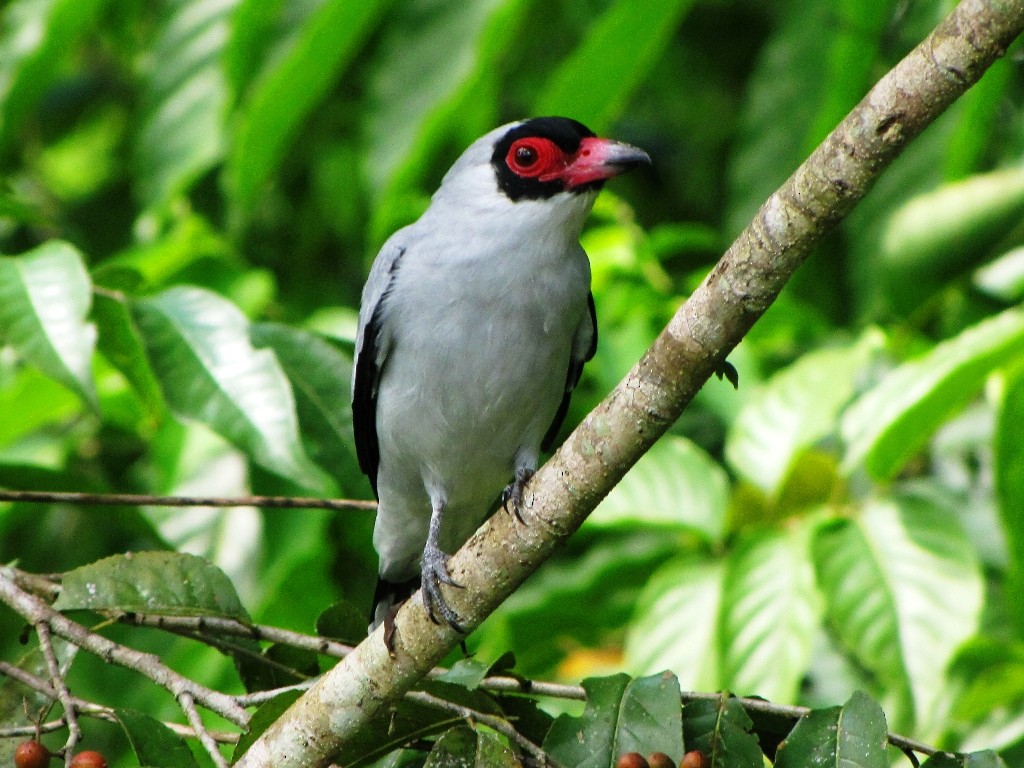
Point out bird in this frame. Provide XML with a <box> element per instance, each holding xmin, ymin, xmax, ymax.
<box><xmin>352</xmin><ymin>116</ymin><xmax>650</xmax><ymax>635</ymax></box>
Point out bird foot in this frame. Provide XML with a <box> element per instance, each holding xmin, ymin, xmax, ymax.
<box><xmin>501</xmin><ymin>467</ymin><xmax>535</xmax><ymax>523</ymax></box>
<box><xmin>421</xmin><ymin>543</ymin><xmax>466</xmax><ymax>633</ymax></box>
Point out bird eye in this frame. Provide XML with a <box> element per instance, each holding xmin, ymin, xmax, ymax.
<box><xmin>505</xmin><ymin>137</ymin><xmax>563</xmax><ymax>179</ymax></box>
<box><xmin>515</xmin><ymin>146</ymin><xmax>537</xmax><ymax>166</ymax></box>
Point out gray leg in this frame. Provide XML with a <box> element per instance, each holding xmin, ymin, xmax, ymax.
<box><xmin>421</xmin><ymin>497</ymin><xmax>466</xmax><ymax>633</ymax></box>
<box><xmin>501</xmin><ymin>466</ymin><xmax>535</xmax><ymax>523</ymax></box>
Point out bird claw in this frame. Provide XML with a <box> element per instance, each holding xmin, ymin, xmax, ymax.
<box><xmin>421</xmin><ymin>544</ymin><xmax>466</xmax><ymax>633</ymax></box>
<box><xmin>501</xmin><ymin>467</ymin><xmax>535</xmax><ymax>523</ymax></box>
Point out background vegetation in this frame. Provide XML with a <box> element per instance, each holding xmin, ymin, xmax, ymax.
<box><xmin>0</xmin><ymin>0</ymin><xmax>1023</xmax><ymax>764</ymax></box>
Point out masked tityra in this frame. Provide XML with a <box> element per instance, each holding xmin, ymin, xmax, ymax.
<box><xmin>353</xmin><ymin>116</ymin><xmax>650</xmax><ymax>632</ymax></box>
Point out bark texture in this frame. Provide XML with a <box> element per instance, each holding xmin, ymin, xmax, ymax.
<box><xmin>237</xmin><ymin>1</ymin><xmax>1024</xmax><ymax>764</ymax></box>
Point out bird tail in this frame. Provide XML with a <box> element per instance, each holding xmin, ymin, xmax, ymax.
<box><xmin>369</xmin><ymin>575</ymin><xmax>421</xmax><ymax>630</ymax></box>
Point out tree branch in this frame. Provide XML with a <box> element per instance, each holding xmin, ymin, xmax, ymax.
<box><xmin>244</xmin><ymin>2</ymin><xmax>1024</xmax><ymax>764</ymax></box>
<box><xmin>0</xmin><ymin>489</ymin><xmax>375</xmax><ymax>512</ymax></box>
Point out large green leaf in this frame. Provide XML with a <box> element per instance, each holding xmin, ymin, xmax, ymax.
<box><xmin>132</xmin><ymin>286</ymin><xmax>326</xmax><ymax>490</ymax></box>
<box><xmin>681</xmin><ymin>696</ymin><xmax>763</xmax><ymax>768</ymax></box>
<box><xmin>544</xmin><ymin>673</ymin><xmax>684</xmax><ymax>767</ymax></box>
<box><xmin>54</xmin><ymin>551</ymin><xmax>250</xmax><ymax>620</ymax></box>
<box><xmin>93</xmin><ymin>291</ymin><xmax>165</xmax><ymax>414</ymax></box>
<box><xmin>226</xmin><ymin>0</ymin><xmax>390</xmax><ymax>209</ymax></box>
<box><xmin>624</xmin><ymin>559</ymin><xmax>723</xmax><ymax>692</ymax></box>
<box><xmin>249</xmin><ymin>322</ymin><xmax>362</xmax><ymax>489</ymax></box>
<box><xmin>115</xmin><ymin>709</ymin><xmax>201</xmax><ymax>768</ymax></box>
<box><xmin>0</xmin><ymin>0</ymin><xmax>105</xmax><ymax>148</ymax></box>
<box><xmin>879</xmin><ymin>166</ymin><xmax>1024</xmax><ymax>291</ymax></box>
<box><xmin>997</xmin><ymin>368</ymin><xmax>1024</xmax><ymax>636</ymax></box>
<box><xmin>841</xmin><ymin>307</ymin><xmax>1024</xmax><ymax>480</ymax></box>
<box><xmin>774</xmin><ymin>691</ymin><xmax>887</xmax><ymax>768</ymax></box>
<box><xmin>726</xmin><ymin>332</ymin><xmax>882</xmax><ymax>494</ymax></box>
<box><xmin>588</xmin><ymin>435</ymin><xmax>728</xmax><ymax>542</ymax></box>
<box><xmin>134</xmin><ymin>0</ymin><xmax>239</xmax><ymax>207</ymax></box>
<box><xmin>0</xmin><ymin>241</ymin><xmax>97</xmax><ymax>409</ymax></box>
<box><xmin>719</xmin><ymin>526</ymin><xmax>822</xmax><ymax>703</ymax></box>
<box><xmin>813</xmin><ymin>492</ymin><xmax>983</xmax><ymax>733</ymax></box>
<box><xmin>532</xmin><ymin>0</ymin><xmax>694</xmax><ymax>132</ymax></box>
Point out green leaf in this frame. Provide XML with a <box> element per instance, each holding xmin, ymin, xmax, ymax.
<box><xmin>132</xmin><ymin>286</ymin><xmax>327</xmax><ymax>490</ymax></box>
<box><xmin>533</xmin><ymin>0</ymin><xmax>694</xmax><ymax>132</ymax></box>
<box><xmin>813</xmin><ymin>492</ymin><xmax>983</xmax><ymax>733</ymax></box>
<box><xmin>0</xmin><ymin>636</ymin><xmax>77</xmax><ymax>741</ymax></box>
<box><xmin>424</xmin><ymin>726</ymin><xmax>519</xmax><ymax>767</ymax></box>
<box><xmin>134</xmin><ymin>0</ymin><xmax>238</xmax><ymax>207</ymax></box>
<box><xmin>682</xmin><ymin>696</ymin><xmax>763</xmax><ymax>768</ymax></box>
<box><xmin>0</xmin><ymin>0</ymin><xmax>105</xmax><ymax>149</ymax></box>
<box><xmin>437</xmin><ymin>658</ymin><xmax>491</xmax><ymax>692</ymax></box>
<box><xmin>841</xmin><ymin>307</ymin><xmax>1024</xmax><ymax>480</ymax></box>
<box><xmin>974</xmin><ymin>246</ymin><xmax>1024</xmax><ymax>303</ymax></box>
<box><xmin>249</xmin><ymin>322</ymin><xmax>361</xmax><ymax>487</ymax></box>
<box><xmin>226</xmin><ymin>0</ymin><xmax>390</xmax><ymax>209</ymax></box>
<box><xmin>93</xmin><ymin>291</ymin><xmax>164</xmax><ymax>414</ymax></box>
<box><xmin>543</xmin><ymin>673</ymin><xmax>684</xmax><ymax>766</ymax></box>
<box><xmin>115</xmin><ymin>709</ymin><xmax>201</xmax><ymax>768</ymax></box>
<box><xmin>0</xmin><ymin>365</ymin><xmax>80</xmax><ymax>449</ymax></box>
<box><xmin>774</xmin><ymin>690</ymin><xmax>887</xmax><ymax>768</ymax></box>
<box><xmin>726</xmin><ymin>332</ymin><xmax>882</xmax><ymax>493</ymax></box>
<box><xmin>719</xmin><ymin>526</ymin><xmax>822</xmax><ymax>703</ymax></box>
<box><xmin>997</xmin><ymin>367</ymin><xmax>1024</xmax><ymax>636</ymax></box>
<box><xmin>313</xmin><ymin>600</ymin><xmax>367</xmax><ymax>646</ymax></box>
<box><xmin>588</xmin><ymin>435</ymin><xmax>728</xmax><ymax>542</ymax></box>
<box><xmin>880</xmin><ymin>166</ymin><xmax>1024</xmax><ymax>289</ymax></box>
<box><xmin>0</xmin><ymin>241</ymin><xmax>97</xmax><ymax>409</ymax></box>
<box><xmin>54</xmin><ymin>551</ymin><xmax>250</xmax><ymax>620</ymax></box>
<box><xmin>624</xmin><ymin>559</ymin><xmax>723</xmax><ymax>692</ymax></box>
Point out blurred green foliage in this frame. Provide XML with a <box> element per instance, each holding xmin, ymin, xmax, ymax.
<box><xmin>0</xmin><ymin>0</ymin><xmax>1023</xmax><ymax>764</ymax></box>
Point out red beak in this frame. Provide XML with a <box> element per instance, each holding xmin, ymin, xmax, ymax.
<box><xmin>542</xmin><ymin>137</ymin><xmax>651</xmax><ymax>188</ymax></box>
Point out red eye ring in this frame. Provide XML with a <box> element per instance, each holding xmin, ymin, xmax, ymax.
<box><xmin>506</xmin><ymin>137</ymin><xmax>563</xmax><ymax>179</ymax></box>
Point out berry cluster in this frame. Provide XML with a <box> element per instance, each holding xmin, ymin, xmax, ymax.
<box><xmin>616</xmin><ymin>750</ymin><xmax>709</xmax><ymax>768</ymax></box>
<box><xmin>12</xmin><ymin>741</ymin><xmax>107</xmax><ymax>768</ymax></box>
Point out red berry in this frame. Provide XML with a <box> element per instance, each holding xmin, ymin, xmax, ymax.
<box><xmin>69</xmin><ymin>752</ymin><xmax>107</xmax><ymax>768</ymax></box>
<box><xmin>13</xmin><ymin>740</ymin><xmax>51</xmax><ymax>768</ymax></box>
<box><xmin>616</xmin><ymin>753</ymin><xmax>650</xmax><ymax>768</ymax></box>
<box><xmin>681</xmin><ymin>751</ymin><xmax>708</xmax><ymax>768</ymax></box>
<box><xmin>648</xmin><ymin>753</ymin><xmax>677</xmax><ymax>768</ymax></box>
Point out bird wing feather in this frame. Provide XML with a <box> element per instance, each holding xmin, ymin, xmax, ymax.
<box><xmin>541</xmin><ymin>291</ymin><xmax>597</xmax><ymax>451</ymax></box>
<box><xmin>352</xmin><ymin>238</ymin><xmax>407</xmax><ymax>495</ymax></box>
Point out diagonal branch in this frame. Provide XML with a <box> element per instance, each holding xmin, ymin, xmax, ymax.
<box><xmin>236</xmin><ymin>1</ymin><xmax>1024</xmax><ymax>765</ymax></box>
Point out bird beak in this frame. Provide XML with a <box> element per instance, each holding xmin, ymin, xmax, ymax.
<box><xmin>547</xmin><ymin>137</ymin><xmax>652</xmax><ymax>188</ymax></box>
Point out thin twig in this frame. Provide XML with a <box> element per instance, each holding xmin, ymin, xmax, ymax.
<box><xmin>0</xmin><ymin>661</ymin><xmax>238</xmax><ymax>744</ymax></box>
<box><xmin>179</xmin><ymin>692</ymin><xmax>230</xmax><ymax>768</ymax></box>
<box><xmin>35</xmin><ymin>623</ymin><xmax>80</xmax><ymax>766</ymax></box>
<box><xmin>0</xmin><ymin>569</ymin><xmax>249</xmax><ymax>727</ymax></box>
<box><xmin>116</xmin><ymin>612</ymin><xmax>356</xmax><ymax>659</ymax></box>
<box><xmin>0</xmin><ymin>489</ymin><xmax>376</xmax><ymax>512</ymax></box>
<box><xmin>405</xmin><ymin>690</ymin><xmax>560</xmax><ymax>767</ymax></box>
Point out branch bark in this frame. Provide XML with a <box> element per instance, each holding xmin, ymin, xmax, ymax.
<box><xmin>237</xmin><ymin>1</ymin><xmax>1024</xmax><ymax>764</ymax></box>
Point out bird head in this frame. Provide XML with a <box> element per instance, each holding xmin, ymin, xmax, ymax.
<box><xmin>489</xmin><ymin>117</ymin><xmax>651</xmax><ymax>201</ymax></box>
<box><xmin>430</xmin><ymin>117</ymin><xmax>649</xmax><ymax>216</ymax></box>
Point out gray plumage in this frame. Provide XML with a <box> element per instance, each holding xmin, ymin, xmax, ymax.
<box><xmin>353</xmin><ymin>118</ymin><xmax>648</xmax><ymax>631</ymax></box>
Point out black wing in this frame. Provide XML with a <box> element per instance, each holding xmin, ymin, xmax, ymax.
<box><xmin>541</xmin><ymin>292</ymin><xmax>598</xmax><ymax>452</ymax></box>
<box><xmin>352</xmin><ymin>245</ymin><xmax>405</xmax><ymax>496</ymax></box>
